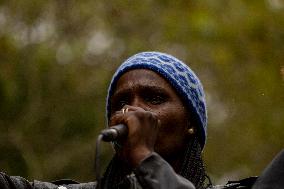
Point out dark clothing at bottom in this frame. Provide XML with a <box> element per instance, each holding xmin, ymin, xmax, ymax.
<box><xmin>0</xmin><ymin>152</ymin><xmax>195</xmax><ymax>189</ymax></box>
<box><xmin>252</xmin><ymin>149</ymin><xmax>284</xmax><ymax>189</ymax></box>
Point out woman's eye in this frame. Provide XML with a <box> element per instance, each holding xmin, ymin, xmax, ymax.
<box><xmin>119</xmin><ymin>100</ymin><xmax>128</xmax><ymax>108</ymax></box>
<box><xmin>112</xmin><ymin>98</ymin><xmax>129</xmax><ymax>111</ymax></box>
<box><xmin>146</xmin><ymin>95</ymin><xmax>165</xmax><ymax>105</ymax></box>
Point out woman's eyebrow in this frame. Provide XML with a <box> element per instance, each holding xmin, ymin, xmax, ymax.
<box><xmin>113</xmin><ymin>85</ymin><xmax>167</xmax><ymax>97</ymax></box>
<box><xmin>112</xmin><ymin>88</ymin><xmax>130</xmax><ymax>96</ymax></box>
<box><xmin>139</xmin><ymin>85</ymin><xmax>168</xmax><ymax>94</ymax></box>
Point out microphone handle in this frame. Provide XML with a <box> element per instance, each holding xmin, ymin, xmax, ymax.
<box><xmin>100</xmin><ymin>124</ymin><xmax>128</xmax><ymax>142</ymax></box>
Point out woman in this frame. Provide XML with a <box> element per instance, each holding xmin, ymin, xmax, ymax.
<box><xmin>100</xmin><ymin>52</ymin><xmax>261</xmax><ymax>189</ymax></box>
<box><xmin>102</xmin><ymin>51</ymin><xmax>208</xmax><ymax>189</ymax></box>
<box><xmin>0</xmin><ymin>52</ymin><xmax>209</xmax><ymax>189</ymax></box>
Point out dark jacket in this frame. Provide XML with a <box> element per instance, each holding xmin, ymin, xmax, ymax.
<box><xmin>0</xmin><ymin>153</ymin><xmax>195</xmax><ymax>189</ymax></box>
<box><xmin>252</xmin><ymin>149</ymin><xmax>284</xmax><ymax>189</ymax></box>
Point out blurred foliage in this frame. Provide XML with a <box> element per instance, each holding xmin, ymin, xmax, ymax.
<box><xmin>0</xmin><ymin>0</ymin><xmax>283</xmax><ymax>185</ymax></box>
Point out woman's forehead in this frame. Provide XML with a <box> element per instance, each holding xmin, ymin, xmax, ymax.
<box><xmin>115</xmin><ymin>69</ymin><xmax>171</xmax><ymax>90</ymax></box>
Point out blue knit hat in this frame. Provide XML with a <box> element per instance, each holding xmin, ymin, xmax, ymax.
<box><xmin>106</xmin><ymin>52</ymin><xmax>207</xmax><ymax>149</ymax></box>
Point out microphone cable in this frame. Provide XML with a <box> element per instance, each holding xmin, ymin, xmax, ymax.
<box><xmin>94</xmin><ymin>124</ymin><xmax>128</xmax><ymax>189</ymax></box>
<box><xmin>95</xmin><ymin>134</ymin><xmax>103</xmax><ymax>189</ymax></box>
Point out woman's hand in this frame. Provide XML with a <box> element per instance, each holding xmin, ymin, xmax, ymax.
<box><xmin>109</xmin><ymin>105</ymin><xmax>160</xmax><ymax>168</ymax></box>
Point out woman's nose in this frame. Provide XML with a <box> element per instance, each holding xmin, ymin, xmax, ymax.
<box><xmin>131</xmin><ymin>97</ymin><xmax>147</xmax><ymax>110</ymax></box>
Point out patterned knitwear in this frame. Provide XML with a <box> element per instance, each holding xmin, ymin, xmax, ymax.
<box><xmin>106</xmin><ymin>51</ymin><xmax>207</xmax><ymax>149</ymax></box>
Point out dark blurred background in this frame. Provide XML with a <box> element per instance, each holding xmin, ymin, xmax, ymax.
<box><xmin>0</xmin><ymin>0</ymin><xmax>283</xmax><ymax>185</ymax></box>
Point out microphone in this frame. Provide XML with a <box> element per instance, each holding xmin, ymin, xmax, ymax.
<box><xmin>100</xmin><ymin>124</ymin><xmax>128</xmax><ymax>142</ymax></box>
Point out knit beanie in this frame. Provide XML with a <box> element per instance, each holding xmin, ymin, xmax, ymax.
<box><xmin>106</xmin><ymin>52</ymin><xmax>207</xmax><ymax>149</ymax></box>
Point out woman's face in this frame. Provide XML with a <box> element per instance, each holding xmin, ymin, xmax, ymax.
<box><xmin>110</xmin><ymin>69</ymin><xmax>191</xmax><ymax>161</ymax></box>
